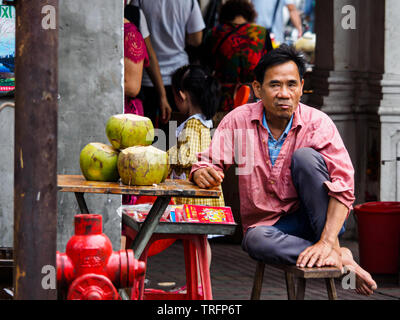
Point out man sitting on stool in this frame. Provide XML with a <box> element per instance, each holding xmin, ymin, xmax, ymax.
<box><xmin>190</xmin><ymin>45</ymin><xmax>377</xmax><ymax>296</ymax></box>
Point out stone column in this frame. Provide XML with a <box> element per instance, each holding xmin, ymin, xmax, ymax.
<box><xmin>379</xmin><ymin>0</ymin><xmax>400</xmax><ymax>201</ymax></box>
<box><xmin>0</xmin><ymin>99</ymin><xmax>14</xmax><ymax>247</ymax></box>
<box><xmin>309</xmin><ymin>1</ymin><xmax>360</xmax><ymax>178</ymax></box>
<box><xmin>309</xmin><ymin>0</ymin><xmax>385</xmax><ymax>238</ymax></box>
<box><xmin>352</xmin><ymin>1</ymin><xmax>384</xmax><ymax>204</ymax></box>
<box><xmin>57</xmin><ymin>0</ymin><xmax>124</xmax><ymax>250</ymax></box>
<box><xmin>310</xmin><ymin>0</ymin><xmax>358</xmax><ymax>114</ymax></box>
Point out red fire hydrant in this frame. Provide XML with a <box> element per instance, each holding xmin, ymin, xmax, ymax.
<box><xmin>57</xmin><ymin>214</ymin><xmax>145</xmax><ymax>300</ymax></box>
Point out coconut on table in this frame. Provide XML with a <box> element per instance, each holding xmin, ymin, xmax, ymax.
<box><xmin>80</xmin><ymin>114</ymin><xmax>166</xmax><ymax>186</ymax></box>
<box><xmin>79</xmin><ymin>142</ymin><xmax>120</xmax><ymax>182</ymax></box>
<box><xmin>105</xmin><ymin>114</ymin><xmax>154</xmax><ymax>150</ymax></box>
<box><xmin>118</xmin><ymin>145</ymin><xmax>169</xmax><ymax>186</ymax></box>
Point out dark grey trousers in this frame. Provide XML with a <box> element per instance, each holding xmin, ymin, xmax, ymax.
<box><xmin>242</xmin><ymin>148</ymin><xmax>345</xmax><ymax>265</ymax></box>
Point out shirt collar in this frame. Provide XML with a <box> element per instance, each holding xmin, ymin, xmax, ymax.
<box><xmin>263</xmin><ymin>111</ymin><xmax>293</xmax><ymax>142</ymax></box>
<box><xmin>176</xmin><ymin>113</ymin><xmax>213</xmax><ymax>138</ymax></box>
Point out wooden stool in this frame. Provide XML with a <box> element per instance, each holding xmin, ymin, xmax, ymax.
<box><xmin>251</xmin><ymin>262</ymin><xmax>342</xmax><ymax>300</ymax></box>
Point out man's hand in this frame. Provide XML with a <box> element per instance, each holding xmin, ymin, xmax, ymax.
<box><xmin>193</xmin><ymin>167</ymin><xmax>224</xmax><ymax>189</ymax></box>
<box><xmin>296</xmin><ymin>240</ymin><xmax>341</xmax><ymax>268</ymax></box>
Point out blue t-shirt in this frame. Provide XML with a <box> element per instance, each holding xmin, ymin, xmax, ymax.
<box><xmin>251</xmin><ymin>0</ymin><xmax>294</xmax><ymax>44</ymax></box>
<box><xmin>133</xmin><ymin>0</ymin><xmax>205</xmax><ymax>86</ymax></box>
<box><xmin>262</xmin><ymin>111</ymin><xmax>293</xmax><ymax>166</ymax></box>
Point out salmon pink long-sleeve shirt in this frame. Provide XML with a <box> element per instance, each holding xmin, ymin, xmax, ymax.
<box><xmin>190</xmin><ymin>101</ymin><xmax>355</xmax><ymax>233</ymax></box>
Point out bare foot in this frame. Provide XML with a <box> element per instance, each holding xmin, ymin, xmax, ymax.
<box><xmin>340</xmin><ymin>247</ymin><xmax>377</xmax><ymax>296</ymax></box>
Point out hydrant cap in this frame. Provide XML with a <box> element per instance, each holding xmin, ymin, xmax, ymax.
<box><xmin>75</xmin><ymin>214</ymin><xmax>103</xmax><ymax>235</ymax></box>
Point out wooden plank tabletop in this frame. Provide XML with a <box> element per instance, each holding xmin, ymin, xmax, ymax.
<box><xmin>57</xmin><ymin>175</ymin><xmax>221</xmax><ymax>198</ymax></box>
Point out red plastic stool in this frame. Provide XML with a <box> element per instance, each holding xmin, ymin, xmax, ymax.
<box><xmin>123</xmin><ymin>226</ymin><xmax>212</xmax><ymax>300</ymax></box>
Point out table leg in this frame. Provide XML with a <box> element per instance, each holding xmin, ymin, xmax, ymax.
<box><xmin>74</xmin><ymin>192</ymin><xmax>89</xmax><ymax>213</ymax></box>
<box><xmin>183</xmin><ymin>240</ymin><xmax>199</xmax><ymax>300</ymax></box>
<box><xmin>129</xmin><ymin>196</ymin><xmax>171</xmax><ymax>260</ymax></box>
<box><xmin>194</xmin><ymin>235</ymin><xmax>213</xmax><ymax>300</ymax></box>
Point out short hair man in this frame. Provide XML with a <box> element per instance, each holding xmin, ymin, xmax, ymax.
<box><xmin>190</xmin><ymin>45</ymin><xmax>377</xmax><ymax>296</ymax></box>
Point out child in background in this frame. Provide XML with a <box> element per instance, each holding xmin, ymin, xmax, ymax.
<box><xmin>168</xmin><ymin>64</ymin><xmax>225</xmax><ymax>294</ymax></box>
<box><xmin>168</xmin><ymin>64</ymin><xmax>225</xmax><ymax>207</ymax></box>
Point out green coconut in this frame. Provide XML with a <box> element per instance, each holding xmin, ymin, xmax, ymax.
<box><xmin>80</xmin><ymin>142</ymin><xmax>120</xmax><ymax>182</ymax></box>
<box><xmin>118</xmin><ymin>146</ymin><xmax>169</xmax><ymax>186</ymax></box>
<box><xmin>105</xmin><ymin>114</ymin><xmax>154</xmax><ymax>150</ymax></box>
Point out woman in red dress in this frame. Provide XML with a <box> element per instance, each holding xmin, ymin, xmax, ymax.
<box><xmin>124</xmin><ymin>18</ymin><xmax>149</xmax><ymax>116</ymax></box>
<box><xmin>123</xmin><ymin>18</ymin><xmax>149</xmax><ymax>205</ymax></box>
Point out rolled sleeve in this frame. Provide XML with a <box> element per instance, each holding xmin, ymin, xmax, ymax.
<box><xmin>313</xmin><ymin>116</ymin><xmax>356</xmax><ymax>210</ymax></box>
<box><xmin>324</xmin><ymin>180</ymin><xmax>355</xmax><ymax>210</ymax></box>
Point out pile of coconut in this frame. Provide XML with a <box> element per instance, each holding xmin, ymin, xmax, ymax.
<box><xmin>79</xmin><ymin>114</ymin><xmax>168</xmax><ymax>186</ymax></box>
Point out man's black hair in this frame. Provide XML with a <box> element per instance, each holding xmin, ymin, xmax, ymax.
<box><xmin>254</xmin><ymin>44</ymin><xmax>306</xmax><ymax>83</ymax></box>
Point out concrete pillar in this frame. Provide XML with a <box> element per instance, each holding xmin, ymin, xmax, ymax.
<box><xmin>57</xmin><ymin>0</ymin><xmax>124</xmax><ymax>250</ymax></box>
<box><xmin>0</xmin><ymin>3</ymin><xmax>15</xmax><ymax>247</ymax></box>
<box><xmin>352</xmin><ymin>1</ymin><xmax>384</xmax><ymax>204</ymax></box>
<box><xmin>379</xmin><ymin>0</ymin><xmax>400</xmax><ymax>201</ymax></box>
<box><xmin>309</xmin><ymin>0</ymin><xmax>387</xmax><ymax>237</ymax></box>
<box><xmin>0</xmin><ymin>1</ymin><xmax>124</xmax><ymax>252</ymax></box>
<box><xmin>0</xmin><ymin>100</ymin><xmax>14</xmax><ymax>247</ymax></box>
<box><xmin>310</xmin><ymin>0</ymin><xmax>357</xmax><ymax>114</ymax></box>
<box><xmin>309</xmin><ymin>1</ymin><xmax>360</xmax><ymax>176</ymax></box>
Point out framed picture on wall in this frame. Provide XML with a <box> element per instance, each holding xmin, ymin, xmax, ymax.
<box><xmin>0</xmin><ymin>1</ymin><xmax>15</xmax><ymax>97</ymax></box>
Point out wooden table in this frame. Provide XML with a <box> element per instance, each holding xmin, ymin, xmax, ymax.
<box><xmin>57</xmin><ymin>175</ymin><xmax>222</xmax><ymax>260</ymax></box>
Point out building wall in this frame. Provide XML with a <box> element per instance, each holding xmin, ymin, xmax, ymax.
<box><xmin>0</xmin><ymin>101</ymin><xmax>14</xmax><ymax>247</ymax></box>
<box><xmin>309</xmin><ymin>0</ymin><xmax>385</xmax><ymax>239</ymax></box>
<box><xmin>57</xmin><ymin>0</ymin><xmax>124</xmax><ymax>250</ymax></box>
<box><xmin>379</xmin><ymin>0</ymin><xmax>400</xmax><ymax>202</ymax></box>
<box><xmin>310</xmin><ymin>0</ymin><xmax>400</xmax><ymax>238</ymax></box>
<box><xmin>0</xmin><ymin>1</ymin><xmax>124</xmax><ymax>248</ymax></box>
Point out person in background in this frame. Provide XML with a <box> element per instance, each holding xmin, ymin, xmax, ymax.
<box><xmin>131</xmin><ymin>0</ymin><xmax>205</xmax><ymax>135</ymax></box>
<box><xmin>201</xmin><ymin>0</ymin><xmax>273</xmax><ymax>114</ymax></box>
<box><xmin>303</xmin><ymin>0</ymin><xmax>315</xmax><ymax>33</ymax></box>
<box><xmin>125</xmin><ymin>1</ymin><xmax>172</xmax><ymax>124</ymax></box>
<box><xmin>168</xmin><ymin>65</ymin><xmax>225</xmax><ymax>208</ymax></box>
<box><xmin>123</xmin><ymin>17</ymin><xmax>149</xmax><ymax>205</ymax></box>
<box><xmin>168</xmin><ymin>64</ymin><xmax>225</xmax><ymax>294</ymax></box>
<box><xmin>123</xmin><ymin>17</ymin><xmax>148</xmax><ymax>116</ymax></box>
<box><xmin>251</xmin><ymin>0</ymin><xmax>303</xmax><ymax>45</ymax></box>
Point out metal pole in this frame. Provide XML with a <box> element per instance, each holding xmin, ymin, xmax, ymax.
<box><xmin>14</xmin><ymin>0</ymin><xmax>58</xmax><ymax>299</ymax></box>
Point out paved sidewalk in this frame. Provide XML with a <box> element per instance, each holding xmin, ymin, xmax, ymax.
<box><xmin>145</xmin><ymin>238</ymin><xmax>400</xmax><ymax>300</ymax></box>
